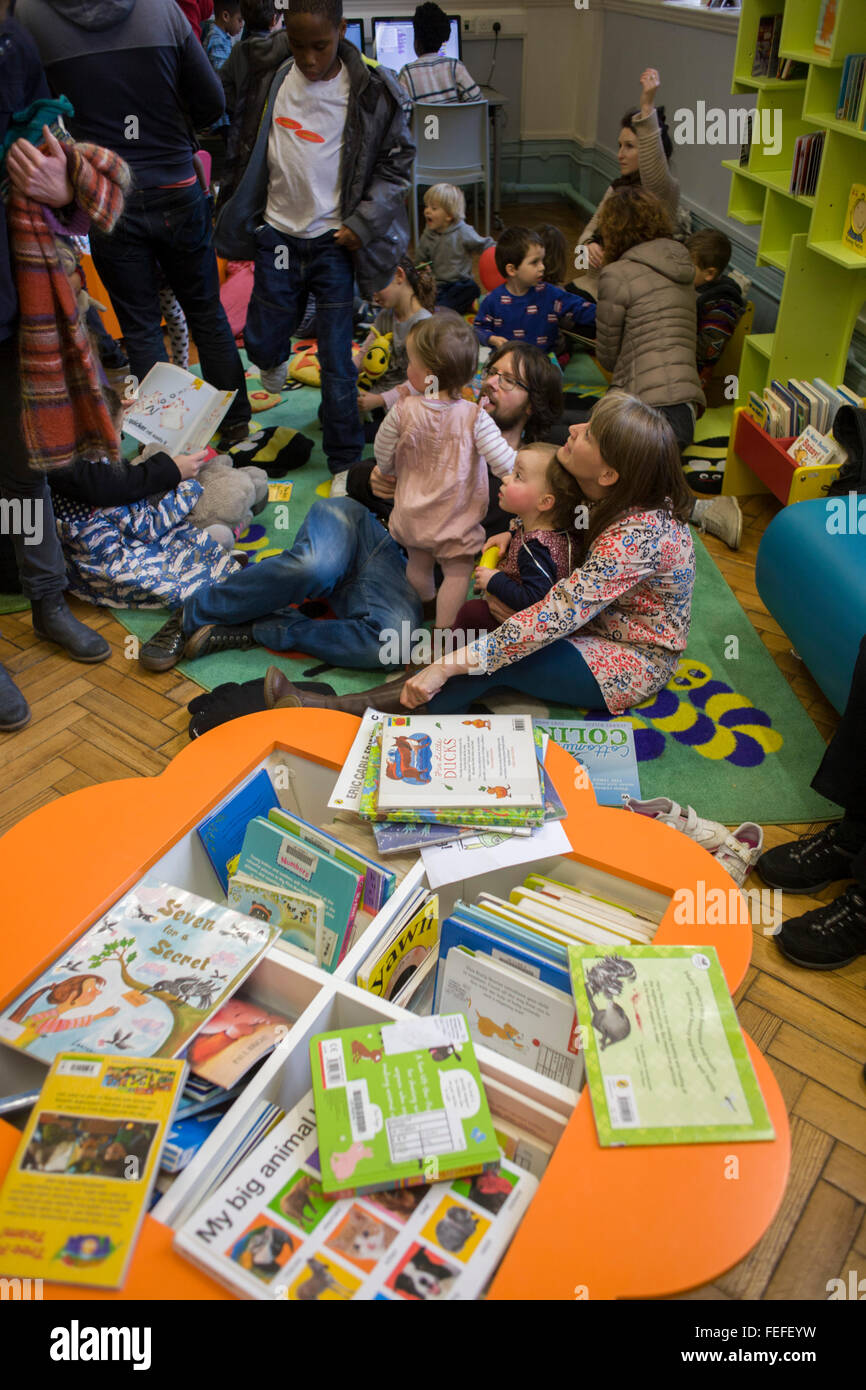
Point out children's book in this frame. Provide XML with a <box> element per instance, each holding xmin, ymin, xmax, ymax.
<box><xmin>122</xmin><ymin>362</ymin><xmax>237</xmax><ymax>454</ymax></box>
<box><xmin>434</xmin><ymin>912</ymin><xmax>573</xmax><ymax>1009</ymax></box>
<box><xmin>372</xmin><ymin>820</ymin><xmax>480</xmax><ymax>854</ymax></box>
<box><xmin>569</xmin><ymin>943</ymin><xmax>775</xmax><ymax>1146</ymax></box>
<box><xmin>786</xmin><ymin>425</ymin><xmax>840</xmax><ymax>467</ymax></box>
<box><xmin>0</xmin><ymin>881</ymin><xmax>279</xmax><ymax>1065</ymax></box>
<box><xmin>374</xmin><ymin>715</ymin><xmax>543</xmax><ymax>815</ymax></box>
<box><xmin>751</xmin><ymin>14</ymin><xmax>776</xmax><ymax>76</ymax></box>
<box><xmin>533</xmin><ymin>718</ymin><xmax>640</xmax><ymax>806</ymax></box>
<box><xmin>0</xmin><ymin>1053</ymin><xmax>185</xmax><ymax>1288</ymax></box>
<box><xmin>327</xmin><ymin>709</ymin><xmax>389</xmax><ymax>815</ymax></box>
<box><xmin>437</xmin><ymin>948</ymin><xmax>581</xmax><ymax>1091</ymax></box>
<box><xmin>842</xmin><ymin>183</ymin><xmax>866</xmax><ymax>257</ymax></box>
<box><xmin>520</xmin><ymin>876</ymin><xmax>658</xmax><ymax>939</ymax></box>
<box><xmin>268</xmin><ymin>806</ymin><xmax>395</xmax><ymax>916</ymax></box>
<box><xmin>493</xmin><ymin>1116</ymin><xmax>553</xmax><ymax>1180</ymax></box>
<box><xmin>182</xmin><ymin>996</ymin><xmax>292</xmax><ymax>1089</ymax></box>
<box><xmin>227</xmin><ymin>869</ymin><xmax>323</xmax><ymax>965</ymax></box>
<box><xmin>814</xmin><ymin>0</ymin><xmax>837</xmax><ymax>58</ymax></box>
<box><xmin>311</xmin><ymin>1014</ymin><xmax>500</xmax><ymax>1197</ymax></box>
<box><xmin>161</xmin><ymin>1107</ymin><xmax>228</xmax><ymax>1174</ymax></box>
<box><xmin>235</xmin><ymin>817</ymin><xmax>363</xmax><ymax>971</ymax></box>
<box><xmin>197</xmin><ymin>767</ymin><xmax>280</xmax><ymax>894</ymax></box>
<box><xmin>173</xmin><ymin>1089</ymin><xmax>536</xmax><ymax>1300</ymax></box>
<box><xmin>355</xmin><ymin>891</ymin><xmax>439</xmax><ymax>1000</ymax></box>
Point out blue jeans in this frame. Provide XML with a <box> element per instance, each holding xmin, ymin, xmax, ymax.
<box><xmin>182</xmin><ymin>498</ymin><xmax>422</xmax><ymax>668</ymax></box>
<box><xmin>428</xmin><ymin>640</ymin><xmax>606</xmax><ymax>712</ymax></box>
<box><xmin>89</xmin><ymin>184</ymin><xmax>250</xmax><ymax>431</ymax></box>
<box><xmin>245</xmin><ymin>225</ymin><xmax>363</xmax><ymax>473</ymax></box>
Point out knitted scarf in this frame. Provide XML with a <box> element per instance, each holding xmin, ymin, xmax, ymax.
<box><xmin>8</xmin><ymin>141</ymin><xmax>131</xmax><ymax>472</ymax></box>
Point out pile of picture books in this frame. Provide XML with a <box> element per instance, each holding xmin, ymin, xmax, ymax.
<box><xmin>173</xmin><ymin>1013</ymin><xmax>538</xmax><ymax>1300</ymax></box>
<box><xmin>836</xmin><ymin>55</ymin><xmax>866</xmax><ymax>127</ymax></box>
<box><xmin>746</xmin><ymin>374</ymin><xmax>863</xmax><ymax>443</ymax></box>
<box><xmin>789</xmin><ymin>130</ymin><xmax>824</xmax><ymax>197</ymax></box>
<box><xmin>197</xmin><ymin>766</ymin><xmax>399</xmax><ymax>972</ymax></box>
<box><xmin>433</xmin><ymin>874</ymin><xmax>661</xmax><ymax>1093</ymax></box>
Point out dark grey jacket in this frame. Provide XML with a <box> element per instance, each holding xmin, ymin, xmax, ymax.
<box><xmin>215</xmin><ymin>41</ymin><xmax>414</xmax><ymax>296</ymax></box>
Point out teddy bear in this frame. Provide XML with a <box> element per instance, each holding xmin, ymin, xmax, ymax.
<box><xmin>134</xmin><ymin>445</ymin><xmax>268</xmax><ymax>551</ymax></box>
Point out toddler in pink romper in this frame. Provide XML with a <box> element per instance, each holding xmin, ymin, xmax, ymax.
<box><xmin>373</xmin><ymin>314</ymin><xmax>515</xmax><ymax>629</ymax></box>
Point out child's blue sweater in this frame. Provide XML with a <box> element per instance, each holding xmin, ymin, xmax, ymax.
<box><xmin>474</xmin><ymin>281</ymin><xmax>595</xmax><ymax>349</ymax></box>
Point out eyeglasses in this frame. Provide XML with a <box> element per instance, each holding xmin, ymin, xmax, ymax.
<box><xmin>482</xmin><ymin>367</ymin><xmax>529</xmax><ymax>393</ymax></box>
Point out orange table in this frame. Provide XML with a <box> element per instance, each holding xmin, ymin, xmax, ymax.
<box><xmin>0</xmin><ymin>711</ymin><xmax>789</xmax><ymax>1300</ymax></box>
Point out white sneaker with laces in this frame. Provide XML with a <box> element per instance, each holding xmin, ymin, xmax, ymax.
<box><xmin>329</xmin><ymin>471</ymin><xmax>349</xmax><ymax>498</ymax></box>
<box><xmin>623</xmin><ymin>796</ymin><xmax>763</xmax><ymax>886</ymax></box>
<box><xmin>258</xmin><ymin>362</ymin><xmax>289</xmax><ymax>393</ymax></box>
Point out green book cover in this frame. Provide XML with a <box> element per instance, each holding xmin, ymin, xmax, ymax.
<box><xmin>310</xmin><ymin>1014</ymin><xmax>500</xmax><ymax>1197</ymax></box>
<box><xmin>568</xmin><ymin>944</ymin><xmax>775</xmax><ymax>1147</ymax></box>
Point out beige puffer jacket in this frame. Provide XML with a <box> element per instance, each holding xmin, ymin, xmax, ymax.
<box><xmin>595</xmin><ymin>239</ymin><xmax>706</xmax><ymax>413</ymax></box>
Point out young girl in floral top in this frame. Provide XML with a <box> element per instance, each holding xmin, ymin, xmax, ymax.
<box><xmin>401</xmin><ymin>389</ymin><xmax>696</xmax><ymax>715</ymax></box>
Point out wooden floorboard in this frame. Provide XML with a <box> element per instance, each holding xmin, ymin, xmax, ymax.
<box><xmin>0</xmin><ymin>196</ymin><xmax>860</xmax><ymax>1303</ymax></box>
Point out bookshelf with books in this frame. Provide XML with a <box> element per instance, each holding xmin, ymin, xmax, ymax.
<box><xmin>723</xmin><ymin>0</ymin><xmax>866</xmax><ymax>499</ymax></box>
<box><xmin>0</xmin><ymin>710</ymin><xmax>788</xmax><ymax>1302</ymax></box>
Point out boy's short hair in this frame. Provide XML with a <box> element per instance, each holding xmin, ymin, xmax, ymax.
<box><xmin>217</xmin><ymin>0</ymin><xmax>243</xmax><ymax>14</ymax></box>
<box><xmin>686</xmin><ymin>228</ymin><xmax>732</xmax><ymax>275</ymax></box>
<box><xmin>424</xmin><ymin>183</ymin><xmax>466</xmax><ymax>222</ymax></box>
<box><xmin>494</xmin><ymin>226</ymin><xmax>543</xmax><ymax>277</ymax></box>
<box><xmin>411</xmin><ymin>310</ymin><xmax>478</xmax><ymax>396</ymax></box>
<box><xmin>241</xmin><ymin>0</ymin><xmax>279</xmax><ymax>27</ymax></box>
<box><xmin>413</xmin><ymin>2</ymin><xmax>451</xmax><ymax>56</ymax></box>
<box><xmin>286</xmin><ymin>0</ymin><xmax>343</xmax><ymax>24</ymax></box>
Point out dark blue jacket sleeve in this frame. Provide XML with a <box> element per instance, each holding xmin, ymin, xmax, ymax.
<box><xmin>486</xmin><ymin>538</ymin><xmax>558</xmax><ymax>609</ymax></box>
<box><xmin>473</xmin><ymin>290</ymin><xmax>498</xmax><ymax>346</ymax></box>
<box><xmin>556</xmin><ymin>288</ymin><xmax>597</xmax><ymax>329</ymax></box>
<box><xmin>50</xmin><ymin>453</ymin><xmax>181</xmax><ymax>506</ymax></box>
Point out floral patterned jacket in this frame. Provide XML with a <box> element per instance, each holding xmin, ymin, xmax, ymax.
<box><xmin>466</xmin><ymin>506</ymin><xmax>696</xmax><ymax>714</ymax></box>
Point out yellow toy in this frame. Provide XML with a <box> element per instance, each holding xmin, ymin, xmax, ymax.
<box><xmin>356</xmin><ymin>331</ymin><xmax>393</xmax><ymax>391</ymax></box>
<box><xmin>478</xmin><ymin>545</ymin><xmax>501</xmax><ymax>569</ymax></box>
<box><xmin>288</xmin><ymin>339</ymin><xmax>322</xmax><ymax>387</ymax></box>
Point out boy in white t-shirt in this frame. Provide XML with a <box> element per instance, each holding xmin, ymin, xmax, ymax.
<box><xmin>233</xmin><ymin>0</ymin><xmax>414</xmax><ymax>480</ymax></box>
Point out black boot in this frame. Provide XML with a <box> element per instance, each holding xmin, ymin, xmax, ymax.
<box><xmin>263</xmin><ymin>665</ymin><xmax>420</xmax><ymax>715</ymax></box>
<box><xmin>776</xmin><ymin>885</ymin><xmax>866</xmax><ymax>969</ymax></box>
<box><xmin>30</xmin><ymin>594</ymin><xmax>109</xmax><ymax>663</ymax></box>
<box><xmin>0</xmin><ymin>663</ymin><xmax>31</xmax><ymax>733</ymax></box>
<box><xmin>756</xmin><ymin>823</ymin><xmax>858</xmax><ymax>893</ymax></box>
<box><xmin>184</xmin><ymin>623</ymin><xmax>256</xmax><ymax>661</ymax></box>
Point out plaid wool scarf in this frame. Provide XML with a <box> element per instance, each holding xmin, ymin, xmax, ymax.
<box><xmin>8</xmin><ymin>141</ymin><xmax>131</xmax><ymax>471</ymax></box>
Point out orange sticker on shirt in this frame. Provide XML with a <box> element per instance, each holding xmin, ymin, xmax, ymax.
<box><xmin>295</xmin><ymin>130</ymin><xmax>325</xmax><ymax>142</ymax></box>
<box><xmin>275</xmin><ymin>116</ymin><xmax>326</xmax><ymax>143</ymax></box>
<box><xmin>275</xmin><ymin>117</ymin><xmax>302</xmax><ymax>129</ymax></box>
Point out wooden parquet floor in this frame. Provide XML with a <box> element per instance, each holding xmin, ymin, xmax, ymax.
<box><xmin>0</xmin><ymin>198</ymin><xmax>863</xmax><ymax>1302</ymax></box>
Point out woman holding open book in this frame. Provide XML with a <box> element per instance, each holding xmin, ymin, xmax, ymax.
<box><xmin>269</xmin><ymin>392</ymin><xmax>696</xmax><ymax>719</ymax></box>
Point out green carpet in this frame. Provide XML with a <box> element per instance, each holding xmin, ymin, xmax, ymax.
<box><xmin>19</xmin><ymin>353</ymin><xmax>836</xmax><ymax>826</ymax></box>
<box><xmin>0</xmin><ymin>594</ymin><xmax>29</xmax><ymax>614</ymax></box>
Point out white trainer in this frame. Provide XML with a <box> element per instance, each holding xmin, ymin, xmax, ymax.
<box><xmin>329</xmin><ymin>471</ymin><xmax>349</xmax><ymax>498</ymax></box>
<box><xmin>623</xmin><ymin>796</ymin><xmax>763</xmax><ymax>886</ymax></box>
<box><xmin>258</xmin><ymin>362</ymin><xmax>289</xmax><ymax>393</ymax></box>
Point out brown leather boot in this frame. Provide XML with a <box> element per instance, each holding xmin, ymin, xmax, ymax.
<box><xmin>264</xmin><ymin>666</ymin><xmax>425</xmax><ymax>715</ymax></box>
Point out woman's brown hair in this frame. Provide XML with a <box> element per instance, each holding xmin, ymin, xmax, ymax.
<box><xmin>410</xmin><ymin>310</ymin><xmax>478</xmax><ymax>396</ymax></box>
<box><xmin>9</xmin><ymin>974</ymin><xmax>106</xmax><ymax>1025</ymax></box>
<box><xmin>597</xmin><ymin>186</ymin><xmax>675</xmax><ymax>267</ymax></box>
<box><xmin>521</xmin><ymin>442</ymin><xmax>584</xmax><ymax>533</ymax></box>
<box><xmin>576</xmin><ymin>391</ymin><xmax>693</xmax><ymax>561</ymax></box>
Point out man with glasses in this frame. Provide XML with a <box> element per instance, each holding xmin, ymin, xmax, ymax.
<box><xmin>139</xmin><ymin>341</ymin><xmax>563</xmax><ymax>672</ymax></box>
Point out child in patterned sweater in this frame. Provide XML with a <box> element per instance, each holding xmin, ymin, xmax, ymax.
<box><xmin>454</xmin><ymin>442</ymin><xmax>582</xmax><ymax>635</ymax></box>
<box><xmin>474</xmin><ymin>227</ymin><xmax>596</xmax><ymax>350</ymax></box>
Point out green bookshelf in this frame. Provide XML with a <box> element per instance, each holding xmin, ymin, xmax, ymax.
<box><xmin>724</xmin><ymin>0</ymin><xmax>866</xmax><ymax>500</ymax></box>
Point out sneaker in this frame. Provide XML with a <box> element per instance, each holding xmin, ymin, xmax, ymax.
<box><xmin>329</xmin><ymin>471</ymin><xmax>349</xmax><ymax>498</ymax></box>
<box><xmin>258</xmin><ymin>362</ymin><xmax>289</xmax><ymax>393</ymax></box>
<box><xmin>691</xmin><ymin>496</ymin><xmax>742</xmax><ymax>551</ymax></box>
<box><xmin>776</xmin><ymin>885</ymin><xmax>866</xmax><ymax>969</ymax></box>
<box><xmin>184</xmin><ymin>623</ymin><xmax>256</xmax><ymax>661</ymax></box>
<box><xmin>139</xmin><ymin>612</ymin><xmax>186</xmax><ymax>672</ymax></box>
<box><xmin>623</xmin><ymin>796</ymin><xmax>762</xmax><ymax>886</ymax></box>
<box><xmin>756</xmin><ymin>822</ymin><xmax>857</xmax><ymax>894</ymax></box>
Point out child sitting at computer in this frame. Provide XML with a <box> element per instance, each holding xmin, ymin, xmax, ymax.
<box><xmin>397</xmin><ymin>2</ymin><xmax>483</xmax><ymax>103</ymax></box>
<box><xmin>473</xmin><ymin>227</ymin><xmax>596</xmax><ymax>351</ymax></box>
<box><xmin>416</xmin><ymin>183</ymin><xmax>494</xmax><ymax>313</ymax></box>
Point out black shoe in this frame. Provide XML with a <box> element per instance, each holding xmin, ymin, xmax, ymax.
<box><xmin>139</xmin><ymin>612</ymin><xmax>186</xmax><ymax>672</ymax></box>
<box><xmin>0</xmin><ymin>663</ymin><xmax>31</xmax><ymax>732</ymax></box>
<box><xmin>218</xmin><ymin>420</ymin><xmax>252</xmax><ymax>449</ymax></box>
<box><xmin>30</xmin><ymin>594</ymin><xmax>110</xmax><ymax>663</ymax></box>
<box><xmin>184</xmin><ymin>623</ymin><xmax>255</xmax><ymax>661</ymax></box>
<box><xmin>756</xmin><ymin>823</ymin><xmax>857</xmax><ymax>894</ymax></box>
<box><xmin>776</xmin><ymin>885</ymin><xmax>866</xmax><ymax>969</ymax></box>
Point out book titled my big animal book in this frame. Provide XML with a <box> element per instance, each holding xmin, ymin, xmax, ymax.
<box><xmin>174</xmin><ymin>1090</ymin><xmax>536</xmax><ymax>1300</ymax></box>
<box><xmin>0</xmin><ymin>1053</ymin><xmax>185</xmax><ymax>1288</ymax></box>
<box><xmin>311</xmin><ymin>1014</ymin><xmax>500</xmax><ymax>1198</ymax></box>
<box><xmin>0</xmin><ymin>881</ymin><xmax>279</xmax><ymax>1065</ymax></box>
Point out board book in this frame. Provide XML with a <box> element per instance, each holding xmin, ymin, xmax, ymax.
<box><xmin>182</xmin><ymin>996</ymin><xmax>292</xmax><ymax>1089</ymax></box>
<box><xmin>0</xmin><ymin>881</ymin><xmax>279</xmax><ymax>1065</ymax></box>
<box><xmin>310</xmin><ymin>1014</ymin><xmax>500</xmax><ymax>1197</ymax></box>
<box><xmin>355</xmin><ymin>890</ymin><xmax>439</xmax><ymax>1000</ymax></box>
<box><xmin>197</xmin><ymin>768</ymin><xmax>280</xmax><ymax>894</ymax></box>
<box><xmin>227</xmin><ymin>870</ymin><xmax>323</xmax><ymax>965</ymax></box>
<box><xmin>268</xmin><ymin>806</ymin><xmax>395</xmax><ymax>915</ymax></box>
<box><xmin>533</xmin><ymin>718</ymin><xmax>640</xmax><ymax>806</ymax></box>
<box><xmin>173</xmin><ymin>1090</ymin><xmax>536</xmax><ymax>1300</ymax></box>
<box><xmin>0</xmin><ymin>1053</ymin><xmax>185</xmax><ymax>1288</ymax></box>
<box><xmin>568</xmin><ymin>943</ymin><xmax>775</xmax><ymax>1147</ymax></box>
<box><xmin>122</xmin><ymin>362</ymin><xmax>237</xmax><ymax>454</ymax></box>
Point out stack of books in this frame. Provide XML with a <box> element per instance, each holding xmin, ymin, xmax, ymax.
<box><xmin>836</xmin><ymin>55</ymin><xmax>866</xmax><ymax>126</ymax></box>
<box><xmin>746</xmin><ymin>375</ymin><xmax>863</xmax><ymax>441</ymax></box>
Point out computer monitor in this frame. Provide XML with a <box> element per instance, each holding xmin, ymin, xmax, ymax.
<box><xmin>373</xmin><ymin>16</ymin><xmax>462</xmax><ymax>71</ymax></box>
<box><xmin>344</xmin><ymin>20</ymin><xmax>365</xmax><ymax>54</ymax></box>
